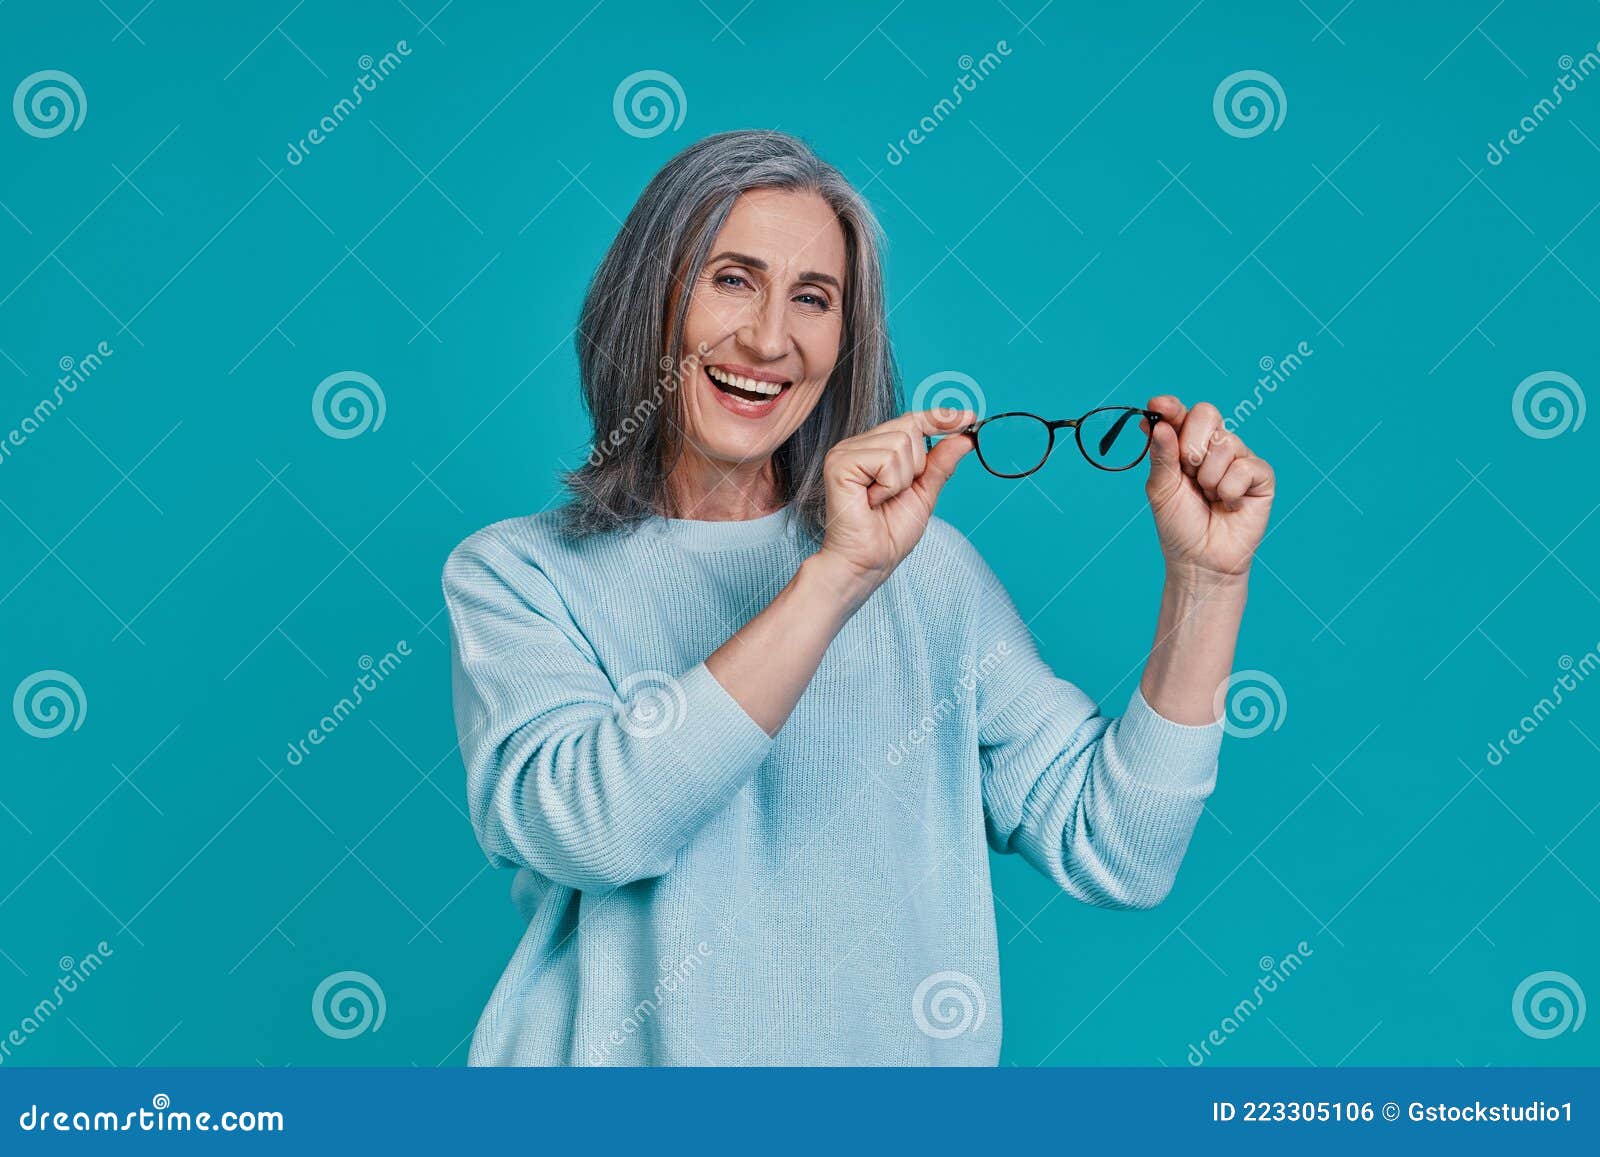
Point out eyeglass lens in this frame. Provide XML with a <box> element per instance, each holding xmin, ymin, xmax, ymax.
<box><xmin>1076</xmin><ymin>408</ymin><xmax>1151</xmax><ymax>471</ymax></box>
<box><xmin>973</xmin><ymin>414</ymin><xmax>1053</xmax><ymax>477</ymax></box>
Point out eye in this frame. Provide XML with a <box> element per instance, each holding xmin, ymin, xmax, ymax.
<box><xmin>714</xmin><ymin>272</ymin><xmax>751</xmax><ymax>290</ymax></box>
<box><xmin>793</xmin><ymin>291</ymin><xmax>831</xmax><ymax>311</ymax></box>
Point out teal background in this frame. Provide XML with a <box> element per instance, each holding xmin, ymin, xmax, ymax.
<box><xmin>2</xmin><ymin>0</ymin><xmax>1596</xmax><ymax>1067</ymax></box>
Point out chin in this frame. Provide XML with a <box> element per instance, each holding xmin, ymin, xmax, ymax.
<box><xmin>696</xmin><ymin>426</ymin><xmax>782</xmax><ymax>465</ymax></box>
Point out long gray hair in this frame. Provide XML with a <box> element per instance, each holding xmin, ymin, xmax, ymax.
<box><xmin>558</xmin><ymin>130</ymin><xmax>898</xmax><ymax>542</ymax></box>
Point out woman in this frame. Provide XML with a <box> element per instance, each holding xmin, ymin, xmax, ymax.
<box><xmin>444</xmin><ymin>130</ymin><xmax>1274</xmax><ymax>1065</ymax></box>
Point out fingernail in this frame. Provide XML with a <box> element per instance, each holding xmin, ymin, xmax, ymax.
<box><xmin>936</xmin><ymin>406</ymin><xmax>955</xmax><ymax>420</ymax></box>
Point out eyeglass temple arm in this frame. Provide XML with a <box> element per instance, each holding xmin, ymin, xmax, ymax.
<box><xmin>1097</xmin><ymin>409</ymin><xmax>1163</xmax><ymax>457</ymax></box>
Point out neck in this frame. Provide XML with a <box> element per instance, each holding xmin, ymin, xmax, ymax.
<box><xmin>664</xmin><ymin>448</ymin><xmax>784</xmax><ymax>522</ymax></box>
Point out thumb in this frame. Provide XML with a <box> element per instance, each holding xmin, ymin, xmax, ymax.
<box><xmin>1145</xmin><ymin>417</ymin><xmax>1184</xmax><ymax>498</ymax></box>
<box><xmin>912</xmin><ymin>429</ymin><xmax>973</xmax><ymax>506</ymax></box>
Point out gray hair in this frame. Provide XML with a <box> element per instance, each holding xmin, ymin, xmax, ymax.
<box><xmin>557</xmin><ymin>130</ymin><xmax>899</xmax><ymax>542</ymax></box>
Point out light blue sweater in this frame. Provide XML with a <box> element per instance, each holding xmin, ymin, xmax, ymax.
<box><xmin>443</xmin><ymin>502</ymin><xmax>1222</xmax><ymax>1065</ymax></box>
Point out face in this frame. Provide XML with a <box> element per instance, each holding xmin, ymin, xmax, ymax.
<box><xmin>673</xmin><ymin>187</ymin><xmax>847</xmax><ymax>468</ymax></box>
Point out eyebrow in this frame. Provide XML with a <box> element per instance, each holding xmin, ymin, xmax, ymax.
<box><xmin>707</xmin><ymin>250</ymin><xmax>843</xmax><ymax>293</ymax></box>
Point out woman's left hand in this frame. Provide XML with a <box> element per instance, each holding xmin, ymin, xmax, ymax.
<box><xmin>1143</xmin><ymin>396</ymin><xmax>1274</xmax><ymax>584</ymax></box>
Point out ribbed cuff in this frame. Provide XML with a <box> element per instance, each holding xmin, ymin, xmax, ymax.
<box><xmin>583</xmin><ymin>662</ymin><xmax>775</xmax><ymax>881</ymax></box>
<box><xmin>1112</xmin><ymin>685</ymin><xmax>1222</xmax><ymax>793</ymax></box>
<box><xmin>653</xmin><ymin>661</ymin><xmax>774</xmax><ymax>794</ymax></box>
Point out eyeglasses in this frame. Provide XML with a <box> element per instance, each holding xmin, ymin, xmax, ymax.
<box><xmin>934</xmin><ymin>407</ymin><xmax>1164</xmax><ymax>478</ymax></box>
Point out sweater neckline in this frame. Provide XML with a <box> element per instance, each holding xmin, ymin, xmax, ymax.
<box><xmin>643</xmin><ymin>502</ymin><xmax>799</xmax><ymax>550</ymax></box>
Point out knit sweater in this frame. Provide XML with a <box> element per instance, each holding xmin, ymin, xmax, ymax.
<box><xmin>442</xmin><ymin>502</ymin><xmax>1222</xmax><ymax>1066</ymax></box>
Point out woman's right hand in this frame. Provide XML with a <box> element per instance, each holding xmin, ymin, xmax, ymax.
<box><xmin>707</xmin><ymin>407</ymin><xmax>975</xmax><ymax>736</ymax></box>
<box><xmin>814</xmin><ymin>407</ymin><xmax>977</xmax><ymax>599</ymax></box>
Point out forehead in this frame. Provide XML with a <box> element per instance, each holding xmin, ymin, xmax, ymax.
<box><xmin>712</xmin><ymin>188</ymin><xmax>847</xmax><ymax>278</ymax></box>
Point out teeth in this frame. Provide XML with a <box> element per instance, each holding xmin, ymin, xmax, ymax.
<box><xmin>707</xmin><ymin>365</ymin><xmax>783</xmax><ymax>396</ymax></box>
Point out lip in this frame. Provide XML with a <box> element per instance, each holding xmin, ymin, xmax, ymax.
<box><xmin>704</xmin><ymin>364</ymin><xmax>789</xmax><ymax>419</ymax></box>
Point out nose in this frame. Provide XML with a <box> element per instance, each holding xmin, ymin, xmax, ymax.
<box><xmin>735</xmin><ymin>288</ymin><xmax>789</xmax><ymax>363</ymax></box>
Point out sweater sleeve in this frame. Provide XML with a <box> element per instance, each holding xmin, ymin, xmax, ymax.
<box><xmin>934</xmin><ymin>523</ymin><xmax>1222</xmax><ymax>909</ymax></box>
<box><xmin>442</xmin><ymin>530</ymin><xmax>775</xmax><ymax>890</ymax></box>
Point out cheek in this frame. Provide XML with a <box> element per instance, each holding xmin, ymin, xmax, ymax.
<box><xmin>799</xmin><ymin>317</ymin><xmax>844</xmax><ymax>382</ymax></box>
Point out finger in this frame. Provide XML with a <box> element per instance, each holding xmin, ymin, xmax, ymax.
<box><xmin>833</xmin><ymin>411</ymin><xmax>970</xmax><ymax>506</ymax></box>
<box><xmin>883</xmin><ymin>427</ymin><xmax>926</xmax><ymax>478</ymax></box>
<box><xmin>1215</xmin><ymin>457</ymin><xmax>1275</xmax><ymax>509</ymax></box>
<box><xmin>863</xmin><ymin>459</ymin><xmax>911</xmax><ymax>509</ymax></box>
<box><xmin>1196</xmin><ymin>431</ymin><xmax>1241</xmax><ymax>497</ymax></box>
<box><xmin>1145</xmin><ymin>413</ymin><xmax>1184</xmax><ymax>496</ymax></box>
<box><xmin>907</xmin><ymin>426</ymin><xmax>927</xmax><ymax>476</ymax></box>
<box><xmin>1177</xmin><ymin>402</ymin><xmax>1225</xmax><ymax>478</ymax></box>
<box><xmin>867</xmin><ymin>433</ymin><xmax>922</xmax><ymax>507</ymax></box>
<box><xmin>825</xmin><ymin>444</ymin><xmax>901</xmax><ymax>499</ymax></box>
<box><xmin>852</xmin><ymin>429</ymin><xmax>923</xmax><ymax>466</ymax></box>
<box><xmin>854</xmin><ymin>429</ymin><xmax>923</xmax><ymax>485</ymax></box>
<box><xmin>891</xmin><ymin>407</ymin><xmax>977</xmax><ymax>438</ymax></box>
<box><xmin>833</xmin><ymin>434</ymin><xmax>920</xmax><ymax>509</ymax></box>
<box><xmin>909</xmin><ymin>426</ymin><xmax>974</xmax><ymax>508</ymax></box>
<box><xmin>1146</xmin><ymin>395</ymin><xmax>1189</xmax><ymax>431</ymax></box>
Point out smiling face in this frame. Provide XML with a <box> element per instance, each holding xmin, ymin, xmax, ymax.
<box><xmin>673</xmin><ymin>187</ymin><xmax>848</xmax><ymax>474</ymax></box>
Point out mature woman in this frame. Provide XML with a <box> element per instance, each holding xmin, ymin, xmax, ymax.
<box><xmin>444</xmin><ymin>130</ymin><xmax>1274</xmax><ymax>1066</ymax></box>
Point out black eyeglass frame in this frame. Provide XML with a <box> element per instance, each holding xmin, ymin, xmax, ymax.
<box><xmin>942</xmin><ymin>407</ymin><xmax>1165</xmax><ymax>478</ymax></box>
